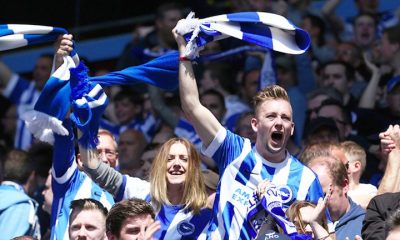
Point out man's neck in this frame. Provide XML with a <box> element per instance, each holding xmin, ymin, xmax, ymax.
<box><xmin>348</xmin><ymin>174</ymin><xmax>360</xmax><ymax>190</ymax></box>
<box><xmin>257</xmin><ymin>146</ymin><xmax>287</xmax><ymax>163</ymax></box>
<box><xmin>332</xmin><ymin>198</ymin><xmax>351</xmax><ymax>222</ymax></box>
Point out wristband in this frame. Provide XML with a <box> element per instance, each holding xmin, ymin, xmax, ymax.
<box><xmin>179</xmin><ymin>55</ymin><xmax>190</xmax><ymax>62</ymax></box>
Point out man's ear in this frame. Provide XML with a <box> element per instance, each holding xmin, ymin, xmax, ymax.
<box><xmin>251</xmin><ymin>117</ymin><xmax>258</xmax><ymax>132</ymax></box>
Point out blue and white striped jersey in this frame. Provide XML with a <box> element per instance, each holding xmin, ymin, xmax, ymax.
<box><xmin>203</xmin><ymin>128</ymin><xmax>324</xmax><ymax>240</ymax></box>
<box><xmin>117</xmin><ymin>175</ymin><xmax>212</xmax><ymax>240</ymax></box>
<box><xmin>100</xmin><ymin>111</ymin><xmax>158</xmax><ymax>142</ymax></box>
<box><xmin>50</xmin><ymin>120</ymin><xmax>114</xmax><ymax>240</ymax></box>
<box><xmin>2</xmin><ymin>74</ymin><xmax>39</xmax><ymax>150</ymax></box>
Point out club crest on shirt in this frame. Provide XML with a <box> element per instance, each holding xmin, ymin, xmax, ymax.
<box><xmin>277</xmin><ymin>185</ymin><xmax>292</xmax><ymax>203</ymax></box>
<box><xmin>177</xmin><ymin>220</ymin><xmax>195</xmax><ymax>236</ymax></box>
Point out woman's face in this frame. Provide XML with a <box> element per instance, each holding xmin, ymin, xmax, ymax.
<box><xmin>166</xmin><ymin>142</ymin><xmax>189</xmax><ymax>186</ymax></box>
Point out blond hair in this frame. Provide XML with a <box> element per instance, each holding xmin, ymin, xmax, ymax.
<box><xmin>341</xmin><ymin>140</ymin><xmax>367</xmax><ymax>172</ymax></box>
<box><xmin>149</xmin><ymin>138</ymin><xmax>207</xmax><ymax>214</ymax></box>
<box><xmin>253</xmin><ymin>85</ymin><xmax>290</xmax><ymax>115</ymax></box>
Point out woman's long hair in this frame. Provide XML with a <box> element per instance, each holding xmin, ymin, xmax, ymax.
<box><xmin>149</xmin><ymin>137</ymin><xmax>207</xmax><ymax>214</ymax></box>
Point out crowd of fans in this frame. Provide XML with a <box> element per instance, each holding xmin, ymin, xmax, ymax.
<box><xmin>2</xmin><ymin>0</ymin><xmax>400</xmax><ymax>239</ymax></box>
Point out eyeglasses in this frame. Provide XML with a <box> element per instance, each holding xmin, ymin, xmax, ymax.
<box><xmin>97</xmin><ymin>148</ymin><xmax>117</xmax><ymax>158</ymax></box>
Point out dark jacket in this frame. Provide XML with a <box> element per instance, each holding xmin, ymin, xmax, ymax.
<box><xmin>362</xmin><ymin>192</ymin><xmax>400</xmax><ymax>240</ymax></box>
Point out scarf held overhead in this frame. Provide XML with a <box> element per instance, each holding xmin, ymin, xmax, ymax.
<box><xmin>175</xmin><ymin>11</ymin><xmax>311</xmax><ymax>59</ymax></box>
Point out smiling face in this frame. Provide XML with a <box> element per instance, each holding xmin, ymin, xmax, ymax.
<box><xmin>252</xmin><ymin>99</ymin><xmax>294</xmax><ymax>161</ymax></box>
<box><xmin>166</xmin><ymin>142</ymin><xmax>189</xmax><ymax>186</ymax></box>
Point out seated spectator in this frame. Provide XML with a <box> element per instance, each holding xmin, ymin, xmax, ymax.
<box><xmin>341</xmin><ymin>140</ymin><xmax>377</xmax><ymax>209</ymax></box>
<box><xmin>68</xmin><ymin>198</ymin><xmax>108</xmax><ymax>240</ymax></box>
<box><xmin>106</xmin><ymin>198</ymin><xmax>161</xmax><ymax>240</ymax></box>
<box><xmin>0</xmin><ymin>149</ymin><xmax>40</xmax><ymax>239</ymax></box>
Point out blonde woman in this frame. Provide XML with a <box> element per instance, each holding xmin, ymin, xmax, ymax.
<box><xmin>80</xmin><ymin>137</ymin><xmax>212</xmax><ymax>239</ymax></box>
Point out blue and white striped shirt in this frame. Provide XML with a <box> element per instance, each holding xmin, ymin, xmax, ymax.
<box><xmin>2</xmin><ymin>74</ymin><xmax>39</xmax><ymax>150</ymax></box>
<box><xmin>203</xmin><ymin>128</ymin><xmax>324</xmax><ymax>240</ymax></box>
<box><xmin>50</xmin><ymin>120</ymin><xmax>114</xmax><ymax>240</ymax></box>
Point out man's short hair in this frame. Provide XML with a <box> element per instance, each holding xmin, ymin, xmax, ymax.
<box><xmin>3</xmin><ymin>149</ymin><xmax>34</xmax><ymax>184</ymax></box>
<box><xmin>69</xmin><ymin>198</ymin><xmax>108</xmax><ymax>220</ymax></box>
<box><xmin>106</xmin><ymin>198</ymin><xmax>155</xmax><ymax>237</ymax></box>
<box><xmin>308</xmin><ymin>155</ymin><xmax>348</xmax><ymax>188</ymax></box>
<box><xmin>253</xmin><ymin>85</ymin><xmax>290</xmax><ymax>115</ymax></box>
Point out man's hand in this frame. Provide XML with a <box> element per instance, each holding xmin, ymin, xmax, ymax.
<box><xmin>380</xmin><ymin>125</ymin><xmax>400</xmax><ymax>155</ymax></box>
<box><xmin>172</xmin><ymin>21</ymin><xmax>188</xmax><ymax>54</ymax></box>
<box><xmin>54</xmin><ymin>34</ymin><xmax>73</xmax><ymax>70</ymax></box>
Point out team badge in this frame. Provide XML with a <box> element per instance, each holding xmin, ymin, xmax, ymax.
<box><xmin>177</xmin><ymin>220</ymin><xmax>195</xmax><ymax>236</ymax></box>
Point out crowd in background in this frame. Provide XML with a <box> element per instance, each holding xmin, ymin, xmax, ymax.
<box><xmin>2</xmin><ymin>0</ymin><xmax>400</xmax><ymax>239</ymax></box>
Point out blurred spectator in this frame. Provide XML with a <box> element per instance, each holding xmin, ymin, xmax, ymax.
<box><xmin>0</xmin><ymin>54</ymin><xmax>53</xmax><ymax>150</ymax></box>
<box><xmin>118</xmin><ymin>128</ymin><xmax>147</xmax><ymax>177</ymax></box>
<box><xmin>303</xmin><ymin>117</ymin><xmax>340</xmax><ymax>146</ymax></box>
<box><xmin>116</xmin><ymin>2</ymin><xmax>183</xmax><ymax>69</ymax></box>
<box><xmin>319</xmin><ymin>60</ymin><xmax>358</xmax><ymax>110</ymax></box>
<box><xmin>100</xmin><ymin>88</ymin><xmax>158</xmax><ymax>142</ymax></box>
<box><xmin>0</xmin><ymin>149</ymin><xmax>40</xmax><ymax>239</ymax></box>
<box><xmin>301</xmin><ymin>14</ymin><xmax>336</xmax><ymax>64</ymax></box>
<box><xmin>234</xmin><ymin>111</ymin><xmax>256</xmax><ymax>143</ymax></box>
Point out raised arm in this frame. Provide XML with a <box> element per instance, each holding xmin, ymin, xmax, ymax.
<box><xmin>172</xmin><ymin>23</ymin><xmax>222</xmax><ymax>148</ymax></box>
<box><xmin>377</xmin><ymin>125</ymin><xmax>400</xmax><ymax>194</ymax></box>
<box><xmin>358</xmin><ymin>53</ymin><xmax>381</xmax><ymax>109</ymax></box>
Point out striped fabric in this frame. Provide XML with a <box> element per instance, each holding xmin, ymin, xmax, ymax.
<box><xmin>175</xmin><ymin>12</ymin><xmax>311</xmax><ymax>59</ymax></box>
<box><xmin>0</xmin><ymin>24</ymin><xmax>68</xmax><ymax>51</ymax></box>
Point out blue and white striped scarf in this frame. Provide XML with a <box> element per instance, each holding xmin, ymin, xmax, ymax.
<box><xmin>0</xmin><ymin>24</ymin><xmax>179</xmax><ymax>144</ymax></box>
<box><xmin>2</xmin><ymin>13</ymin><xmax>310</xmax><ymax>145</ymax></box>
<box><xmin>175</xmin><ymin>12</ymin><xmax>310</xmax><ymax>59</ymax></box>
